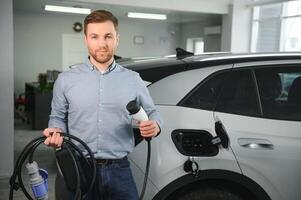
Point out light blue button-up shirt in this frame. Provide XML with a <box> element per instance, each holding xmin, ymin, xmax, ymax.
<box><xmin>49</xmin><ymin>57</ymin><xmax>163</xmax><ymax>159</ymax></box>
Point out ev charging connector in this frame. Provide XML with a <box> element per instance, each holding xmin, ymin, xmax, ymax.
<box><xmin>26</xmin><ymin>161</ymin><xmax>48</xmax><ymax>200</ymax></box>
<box><xmin>126</xmin><ymin>100</ymin><xmax>151</xmax><ymax>200</ymax></box>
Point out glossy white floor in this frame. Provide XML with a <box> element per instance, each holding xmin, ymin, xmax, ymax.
<box><xmin>0</xmin><ymin>119</ymin><xmax>57</xmax><ymax>200</ymax></box>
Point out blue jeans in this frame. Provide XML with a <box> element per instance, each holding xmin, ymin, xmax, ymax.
<box><xmin>57</xmin><ymin>157</ymin><xmax>139</xmax><ymax>200</ymax></box>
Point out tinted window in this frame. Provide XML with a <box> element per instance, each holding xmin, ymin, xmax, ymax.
<box><xmin>255</xmin><ymin>66</ymin><xmax>301</xmax><ymax>121</ymax></box>
<box><xmin>181</xmin><ymin>71</ymin><xmax>230</xmax><ymax>111</ymax></box>
<box><xmin>216</xmin><ymin>70</ymin><xmax>260</xmax><ymax>117</ymax></box>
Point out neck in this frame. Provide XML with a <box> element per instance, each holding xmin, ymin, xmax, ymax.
<box><xmin>90</xmin><ymin>56</ymin><xmax>114</xmax><ymax>72</ymax></box>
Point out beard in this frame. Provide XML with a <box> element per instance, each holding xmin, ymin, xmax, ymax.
<box><xmin>90</xmin><ymin>48</ymin><xmax>114</xmax><ymax>64</ymax></box>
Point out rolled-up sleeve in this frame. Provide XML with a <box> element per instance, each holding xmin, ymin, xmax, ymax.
<box><xmin>136</xmin><ymin>74</ymin><xmax>163</xmax><ymax>131</ymax></box>
<box><xmin>48</xmin><ymin>74</ymin><xmax>68</xmax><ymax>132</ymax></box>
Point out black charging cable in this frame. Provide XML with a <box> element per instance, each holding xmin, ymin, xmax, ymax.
<box><xmin>126</xmin><ymin>100</ymin><xmax>153</xmax><ymax>200</ymax></box>
<box><xmin>9</xmin><ymin>132</ymin><xmax>96</xmax><ymax>200</ymax></box>
<box><xmin>139</xmin><ymin>139</ymin><xmax>151</xmax><ymax>200</ymax></box>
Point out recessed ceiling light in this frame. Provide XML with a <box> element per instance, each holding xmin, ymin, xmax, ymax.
<box><xmin>44</xmin><ymin>5</ymin><xmax>91</xmax><ymax>15</ymax></box>
<box><xmin>128</xmin><ymin>12</ymin><xmax>167</xmax><ymax>20</ymax></box>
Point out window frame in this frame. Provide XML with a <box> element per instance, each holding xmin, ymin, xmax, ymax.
<box><xmin>251</xmin><ymin>1</ymin><xmax>301</xmax><ymax>52</ymax></box>
<box><xmin>253</xmin><ymin>64</ymin><xmax>301</xmax><ymax>121</ymax></box>
<box><xmin>179</xmin><ymin>61</ymin><xmax>301</xmax><ymax>121</ymax></box>
<box><xmin>178</xmin><ymin>68</ymin><xmax>233</xmax><ymax>111</ymax></box>
<box><xmin>214</xmin><ymin>68</ymin><xmax>262</xmax><ymax>117</ymax></box>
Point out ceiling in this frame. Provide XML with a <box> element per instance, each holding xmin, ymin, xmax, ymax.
<box><xmin>13</xmin><ymin>0</ymin><xmax>223</xmax><ymax>23</ymax></box>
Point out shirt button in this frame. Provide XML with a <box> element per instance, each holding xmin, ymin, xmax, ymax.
<box><xmin>98</xmin><ymin>119</ymin><xmax>101</xmax><ymax>122</ymax></box>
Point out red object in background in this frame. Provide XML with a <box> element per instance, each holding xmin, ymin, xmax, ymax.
<box><xmin>15</xmin><ymin>93</ymin><xmax>26</xmax><ymax>108</ymax></box>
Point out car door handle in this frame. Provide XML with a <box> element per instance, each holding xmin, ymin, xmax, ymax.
<box><xmin>238</xmin><ymin>138</ymin><xmax>274</xmax><ymax>150</ymax></box>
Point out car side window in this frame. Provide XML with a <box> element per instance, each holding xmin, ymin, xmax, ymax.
<box><xmin>255</xmin><ymin>66</ymin><xmax>301</xmax><ymax>121</ymax></box>
<box><xmin>216</xmin><ymin>69</ymin><xmax>260</xmax><ymax>117</ymax></box>
<box><xmin>181</xmin><ymin>71</ymin><xmax>230</xmax><ymax>111</ymax></box>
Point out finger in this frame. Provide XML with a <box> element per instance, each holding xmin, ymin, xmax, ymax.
<box><xmin>140</xmin><ymin>129</ymin><xmax>156</xmax><ymax>135</ymax></box>
<box><xmin>55</xmin><ymin>135</ymin><xmax>62</xmax><ymax>147</ymax></box>
<box><xmin>50</xmin><ymin>132</ymin><xmax>58</xmax><ymax>144</ymax></box>
<box><xmin>44</xmin><ymin>137</ymin><xmax>51</xmax><ymax>145</ymax></box>
<box><xmin>140</xmin><ymin>122</ymin><xmax>156</xmax><ymax>130</ymax></box>
<box><xmin>139</xmin><ymin>122</ymin><xmax>154</xmax><ymax>129</ymax></box>
<box><xmin>140</xmin><ymin>124</ymin><xmax>156</xmax><ymax>131</ymax></box>
<box><xmin>43</xmin><ymin>128</ymin><xmax>50</xmax><ymax>137</ymax></box>
<box><xmin>139</xmin><ymin>121</ymin><xmax>152</xmax><ymax>127</ymax></box>
<box><xmin>141</xmin><ymin>131</ymin><xmax>156</xmax><ymax>137</ymax></box>
<box><xmin>48</xmin><ymin>128</ymin><xmax>62</xmax><ymax>136</ymax></box>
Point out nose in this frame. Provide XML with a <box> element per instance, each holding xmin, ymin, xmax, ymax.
<box><xmin>96</xmin><ymin>37</ymin><xmax>107</xmax><ymax>48</ymax></box>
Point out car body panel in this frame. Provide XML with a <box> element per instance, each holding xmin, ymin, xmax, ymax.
<box><xmin>215</xmin><ymin>111</ymin><xmax>301</xmax><ymax>200</ymax></box>
<box><xmin>129</xmin><ymin>105</ymin><xmax>241</xmax><ymax>199</ymax></box>
<box><xmin>127</xmin><ymin>52</ymin><xmax>301</xmax><ymax>200</ymax></box>
<box><xmin>219</xmin><ymin>60</ymin><xmax>301</xmax><ymax>200</ymax></box>
<box><xmin>148</xmin><ymin>64</ymin><xmax>233</xmax><ymax>105</ymax></box>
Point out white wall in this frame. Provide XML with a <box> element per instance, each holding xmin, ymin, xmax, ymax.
<box><xmin>14</xmin><ymin>11</ymin><xmax>86</xmax><ymax>95</ymax></box>
<box><xmin>118</xmin><ymin>19</ymin><xmax>180</xmax><ymax>57</ymax></box>
<box><xmin>230</xmin><ymin>0</ymin><xmax>253</xmax><ymax>53</ymax></box>
<box><xmin>0</xmin><ymin>0</ymin><xmax>14</xmax><ymax>177</ymax></box>
<box><xmin>221</xmin><ymin>5</ymin><xmax>233</xmax><ymax>52</ymax></box>
<box><xmin>220</xmin><ymin>1</ymin><xmax>253</xmax><ymax>53</ymax></box>
<box><xmin>179</xmin><ymin>16</ymin><xmax>222</xmax><ymax>52</ymax></box>
<box><xmin>14</xmin><ymin>10</ymin><xmax>224</xmax><ymax>94</ymax></box>
<box><xmin>14</xmin><ymin>10</ymin><xmax>182</xmax><ymax>94</ymax></box>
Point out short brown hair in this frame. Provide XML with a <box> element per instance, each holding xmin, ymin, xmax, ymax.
<box><xmin>84</xmin><ymin>10</ymin><xmax>118</xmax><ymax>35</ymax></box>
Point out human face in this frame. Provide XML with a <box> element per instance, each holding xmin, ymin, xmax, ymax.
<box><xmin>85</xmin><ymin>21</ymin><xmax>119</xmax><ymax>68</ymax></box>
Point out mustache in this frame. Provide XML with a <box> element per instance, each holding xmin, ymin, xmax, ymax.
<box><xmin>95</xmin><ymin>47</ymin><xmax>108</xmax><ymax>52</ymax></box>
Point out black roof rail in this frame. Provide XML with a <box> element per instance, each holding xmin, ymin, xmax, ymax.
<box><xmin>176</xmin><ymin>48</ymin><xmax>194</xmax><ymax>59</ymax></box>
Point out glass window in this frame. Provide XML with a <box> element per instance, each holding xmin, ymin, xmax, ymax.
<box><xmin>255</xmin><ymin>66</ymin><xmax>301</xmax><ymax>121</ymax></box>
<box><xmin>181</xmin><ymin>71</ymin><xmax>230</xmax><ymax>111</ymax></box>
<box><xmin>281</xmin><ymin>17</ymin><xmax>301</xmax><ymax>51</ymax></box>
<box><xmin>216</xmin><ymin>70</ymin><xmax>260</xmax><ymax>117</ymax></box>
<box><xmin>283</xmin><ymin>1</ymin><xmax>301</xmax><ymax>17</ymax></box>
<box><xmin>186</xmin><ymin>38</ymin><xmax>204</xmax><ymax>54</ymax></box>
<box><xmin>251</xmin><ymin>1</ymin><xmax>301</xmax><ymax>52</ymax></box>
<box><xmin>255</xmin><ymin>4</ymin><xmax>282</xmax><ymax>20</ymax></box>
<box><xmin>255</xmin><ymin>20</ymin><xmax>281</xmax><ymax>52</ymax></box>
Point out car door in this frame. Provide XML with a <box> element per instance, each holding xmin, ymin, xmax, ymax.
<box><xmin>129</xmin><ymin>64</ymin><xmax>240</xmax><ymax>198</ymax></box>
<box><xmin>214</xmin><ymin>61</ymin><xmax>301</xmax><ymax>200</ymax></box>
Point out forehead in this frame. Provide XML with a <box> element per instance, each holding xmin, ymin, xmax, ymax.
<box><xmin>86</xmin><ymin>21</ymin><xmax>117</xmax><ymax>35</ymax></box>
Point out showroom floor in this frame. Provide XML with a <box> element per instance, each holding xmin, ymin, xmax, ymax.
<box><xmin>0</xmin><ymin>119</ymin><xmax>57</xmax><ymax>199</ymax></box>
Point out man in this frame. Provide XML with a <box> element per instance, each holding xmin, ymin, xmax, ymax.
<box><xmin>43</xmin><ymin>10</ymin><xmax>163</xmax><ymax>200</ymax></box>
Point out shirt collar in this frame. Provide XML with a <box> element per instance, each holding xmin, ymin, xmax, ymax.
<box><xmin>84</xmin><ymin>56</ymin><xmax>117</xmax><ymax>73</ymax></box>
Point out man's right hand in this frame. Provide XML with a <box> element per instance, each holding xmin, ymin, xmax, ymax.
<box><xmin>43</xmin><ymin>127</ymin><xmax>63</xmax><ymax>148</ymax></box>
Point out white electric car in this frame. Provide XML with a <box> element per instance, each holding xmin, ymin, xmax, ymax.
<box><xmin>122</xmin><ymin>50</ymin><xmax>301</xmax><ymax>200</ymax></box>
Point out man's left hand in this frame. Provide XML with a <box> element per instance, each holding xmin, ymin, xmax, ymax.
<box><xmin>139</xmin><ymin>120</ymin><xmax>160</xmax><ymax>138</ymax></box>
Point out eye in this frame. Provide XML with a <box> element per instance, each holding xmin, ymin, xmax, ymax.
<box><xmin>105</xmin><ymin>35</ymin><xmax>113</xmax><ymax>39</ymax></box>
